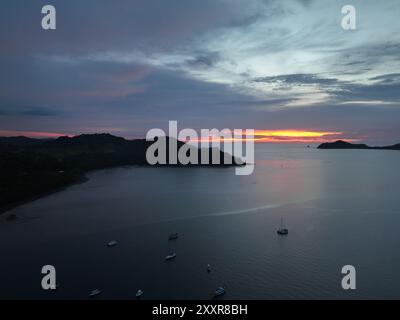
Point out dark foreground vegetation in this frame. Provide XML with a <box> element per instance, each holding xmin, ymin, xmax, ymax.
<box><xmin>0</xmin><ymin>134</ymin><xmax>239</xmax><ymax>214</ymax></box>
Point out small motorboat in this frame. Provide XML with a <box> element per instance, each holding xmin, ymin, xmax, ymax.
<box><xmin>89</xmin><ymin>289</ymin><xmax>102</xmax><ymax>297</ymax></box>
<box><xmin>207</xmin><ymin>264</ymin><xmax>211</xmax><ymax>273</ymax></box>
<box><xmin>168</xmin><ymin>233</ymin><xmax>179</xmax><ymax>240</ymax></box>
<box><xmin>165</xmin><ymin>252</ymin><xmax>177</xmax><ymax>261</ymax></box>
<box><xmin>277</xmin><ymin>218</ymin><xmax>289</xmax><ymax>235</ymax></box>
<box><xmin>136</xmin><ymin>289</ymin><xmax>144</xmax><ymax>299</ymax></box>
<box><xmin>107</xmin><ymin>240</ymin><xmax>118</xmax><ymax>247</ymax></box>
<box><xmin>214</xmin><ymin>287</ymin><xmax>226</xmax><ymax>298</ymax></box>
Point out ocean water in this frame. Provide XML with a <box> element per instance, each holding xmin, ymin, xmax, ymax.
<box><xmin>1</xmin><ymin>144</ymin><xmax>400</xmax><ymax>300</ymax></box>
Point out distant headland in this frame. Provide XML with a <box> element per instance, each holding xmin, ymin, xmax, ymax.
<box><xmin>318</xmin><ymin>140</ymin><xmax>400</xmax><ymax>150</ymax></box>
<box><xmin>0</xmin><ymin>134</ymin><xmax>240</xmax><ymax>215</ymax></box>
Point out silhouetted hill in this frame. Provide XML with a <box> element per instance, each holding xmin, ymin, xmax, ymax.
<box><xmin>376</xmin><ymin>143</ymin><xmax>400</xmax><ymax>150</ymax></box>
<box><xmin>318</xmin><ymin>140</ymin><xmax>400</xmax><ymax>150</ymax></box>
<box><xmin>318</xmin><ymin>140</ymin><xmax>369</xmax><ymax>149</ymax></box>
<box><xmin>0</xmin><ymin>134</ymin><xmax>240</xmax><ymax>214</ymax></box>
<box><xmin>0</xmin><ymin>136</ymin><xmax>45</xmax><ymax>150</ymax></box>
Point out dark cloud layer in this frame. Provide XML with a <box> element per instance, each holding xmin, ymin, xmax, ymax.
<box><xmin>254</xmin><ymin>74</ymin><xmax>338</xmax><ymax>86</ymax></box>
<box><xmin>0</xmin><ymin>0</ymin><xmax>400</xmax><ymax>144</ymax></box>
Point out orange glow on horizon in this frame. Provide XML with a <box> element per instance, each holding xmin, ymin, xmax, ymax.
<box><xmin>0</xmin><ymin>129</ymin><xmax>358</xmax><ymax>144</ymax></box>
<box><xmin>188</xmin><ymin>129</ymin><xmax>353</xmax><ymax>144</ymax></box>
<box><xmin>0</xmin><ymin>130</ymin><xmax>69</xmax><ymax>138</ymax></box>
<box><xmin>253</xmin><ymin>130</ymin><xmax>342</xmax><ymax>138</ymax></box>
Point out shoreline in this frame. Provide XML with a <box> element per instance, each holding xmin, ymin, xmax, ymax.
<box><xmin>0</xmin><ymin>175</ymin><xmax>89</xmax><ymax>216</ymax></box>
<box><xmin>0</xmin><ymin>162</ymin><xmax>242</xmax><ymax>216</ymax></box>
<box><xmin>0</xmin><ymin>134</ymin><xmax>243</xmax><ymax>216</ymax></box>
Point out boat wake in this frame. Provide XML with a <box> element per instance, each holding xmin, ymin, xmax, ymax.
<box><xmin>152</xmin><ymin>197</ymin><xmax>320</xmax><ymax>225</ymax></box>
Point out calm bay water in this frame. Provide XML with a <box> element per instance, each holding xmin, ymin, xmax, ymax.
<box><xmin>1</xmin><ymin>144</ymin><xmax>400</xmax><ymax>299</ymax></box>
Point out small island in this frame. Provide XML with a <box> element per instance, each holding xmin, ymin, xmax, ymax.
<box><xmin>0</xmin><ymin>134</ymin><xmax>240</xmax><ymax>214</ymax></box>
<box><xmin>318</xmin><ymin>140</ymin><xmax>400</xmax><ymax>150</ymax></box>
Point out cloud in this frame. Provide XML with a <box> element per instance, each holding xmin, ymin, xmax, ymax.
<box><xmin>334</xmin><ymin>78</ymin><xmax>400</xmax><ymax>104</ymax></box>
<box><xmin>0</xmin><ymin>0</ymin><xmax>259</xmax><ymax>58</ymax></box>
<box><xmin>254</xmin><ymin>74</ymin><xmax>338</xmax><ymax>86</ymax></box>
<box><xmin>0</xmin><ymin>106</ymin><xmax>61</xmax><ymax>117</ymax></box>
<box><xmin>184</xmin><ymin>52</ymin><xmax>222</xmax><ymax>69</ymax></box>
<box><xmin>0</xmin><ymin>0</ymin><xmax>400</xmax><ymax>144</ymax></box>
<box><xmin>369</xmin><ymin>73</ymin><xmax>400</xmax><ymax>84</ymax></box>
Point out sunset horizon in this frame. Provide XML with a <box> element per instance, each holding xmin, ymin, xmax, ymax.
<box><xmin>1</xmin><ymin>1</ymin><xmax>400</xmax><ymax>147</ymax></box>
<box><xmin>1</xmin><ymin>0</ymin><xmax>400</xmax><ymax>307</ymax></box>
<box><xmin>0</xmin><ymin>128</ymin><xmax>358</xmax><ymax>144</ymax></box>
<box><xmin>179</xmin><ymin>129</ymin><xmax>358</xmax><ymax>144</ymax></box>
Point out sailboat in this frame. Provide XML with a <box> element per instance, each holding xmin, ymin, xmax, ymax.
<box><xmin>277</xmin><ymin>217</ymin><xmax>289</xmax><ymax>235</ymax></box>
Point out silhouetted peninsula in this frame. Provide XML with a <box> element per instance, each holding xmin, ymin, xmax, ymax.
<box><xmin>0</xmin><ymin>134</ymin><xmax>241</xmax><ymax>214</ymax></box>
<box><xmin>318</xmin><ymin>140</ymin><xmax>400</xmax><ymax>150</ymax></box>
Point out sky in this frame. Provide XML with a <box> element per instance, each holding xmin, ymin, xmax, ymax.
<box><xmin>0</xmin><ymin>0</ymin><xmax>400</xmax><ymax>144</ymax></box>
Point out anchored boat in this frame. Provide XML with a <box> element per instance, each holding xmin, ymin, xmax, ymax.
<box><xmin>165</xmin><ymin>252</ymin><xmax>177</xmax><ymax>261</ymax></box>
<box><xmin>277</xmin><ymin>218</ymin><xmax>289</xmax><ymax>235</ymax></box>
<box><xmin>136</xmin><ymin>289</ymin><xmax>144</xmax><ymax>299</ymax></box>
<box><xmin>107</xmin><ymin>240</ymin><xmax>118</xmax><ymax>247</ymax></box>
<box><xmin>89</xmin><ymin>289</ymin><xmax>102</xmax><ymax>297</ymax></box>
<box><xmin>168</xmin><ymin>233</ymin><xmax>179</xmax><ymax>240</ymax></box>
<box><xmin>214</xmin><ymin>286</ymin><xmax>226</xmax><ymax>298</ymax></box>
